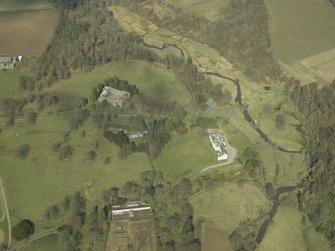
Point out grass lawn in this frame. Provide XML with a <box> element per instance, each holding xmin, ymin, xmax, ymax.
<box><xmin>155</xmin><ymin>130</ymin><xmax>217</xmax><ymax>181</ymax></box>
<box><xmin>0</xmin><ymin>114</ymin><xmax>151</xmax><ymax>224</ymax></box>
<box><xmin>257</xmin><ymin>206</ymin><xmax>332</xmax><ymax>251</ymax></box>
<box><xmin>191</xmin><ymin>183</ymin><xmax>269</xmax><ymax>234</ymax></box>
<box><xmin>20</xmin><ymin>233</ymin><xmax>61</xmax><ymax>251</ymax></box>
<box><xmin>264</xmin><ymin>0</ymin><xmax>335</xmax><ymax>64</ymax></box>
<box><xmin>49</xmin><ymin>60</ymin><xmax>191</xmax><ymax>108</ymax></box>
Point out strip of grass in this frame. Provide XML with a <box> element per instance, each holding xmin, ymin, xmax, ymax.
<box><xmin>0</xmin><ymin>114</ymin><xmax>151</xmax><ymax>223</ymax></box>
<box><xmin>0</xmin><ymin>69</ymin><xmax>32</xmax><ymax>100</ymax></box>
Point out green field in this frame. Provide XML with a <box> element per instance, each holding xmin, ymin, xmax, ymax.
<box><xmin>49</xmin><ymin>60</ymin><xmax>191</xmax><ymax>108</ymax></box>
<box><xmin>155</xmin><ymin>130</ymin><xmax>217</xmax><ymax>181</ymax></box>
<box><xmin>257</xmin><ymin>206</ymin><xmax>332</xmax><ymax>251</ymax></box>
<box><xmin>0</xmin><ymin>114</ymin><xmax>151</xmax><ymax>223</ymax></box>
<box><xmin>264</xmin><ymin>0</ymin><xmax>335</xmax><ymax>63</ymax></box>
<box><xmin>191</xmin><ymin>184</ymin><xmax>269</xmax><ymax>234</ymax></box>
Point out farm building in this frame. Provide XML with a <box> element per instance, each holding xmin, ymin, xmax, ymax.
<box><xmin>0</xmin><ymin>56</ymin><xmax>15</xmax><ymax>70</ymax></box>
<box><xmin>98</xmin><ymin>86</ymin><xmax>130</xmax><ymax>107</ymax></box>
<box><xmin>209</xmin><ymin>131</ymin><xmax>228</xmax><ymax>161</ymax></box>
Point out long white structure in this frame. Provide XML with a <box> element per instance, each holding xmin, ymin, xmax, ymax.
<box><xmin>209</xmin><ymin>131</ymin><xmax>228</xmax><ymax>161</ymax></box>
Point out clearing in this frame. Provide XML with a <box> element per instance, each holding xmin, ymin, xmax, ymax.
<box><xmin>264</xmin><ymin>0</ymin><xmax>335</xmax><ymax>64</ymax></box>
<box><xmin>0</xmin><ymin>9</ymin><xmax>59</xmax><ymax>55</ymax></box>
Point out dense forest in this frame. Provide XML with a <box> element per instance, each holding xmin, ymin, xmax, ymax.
<box><xmin>113</xmin><ymin>0</ymin><xmax>281</xmax><ymax>81</ymax></box>
<box><xmin>286</xmin><ymin>79</ymin><xmax>335</xmax><ymax>248</ymax></box>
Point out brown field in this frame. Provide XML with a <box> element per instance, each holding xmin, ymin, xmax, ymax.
<box><xmin>201</xmin><ymin>224</ymin><xmax>233</xmax><ymax>251</ymax></box>
<box><xmin>105</xmin><ymin>209</ymin><xmax>156</xmax><ymax>251</ymax></box>
<box><xmin>0</xmin><ymin>9</ymin><xmax>58</xmax><ymax>55</ymax></box>
<box><xmin>264</xmin><ymin>0</ymin><xmax>335</xmax><ymax>64</ymax></box>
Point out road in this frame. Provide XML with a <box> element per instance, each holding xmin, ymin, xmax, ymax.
<box><xmin>0</xmin><ymin>176</ymin><xmax>11</xmax><ymax>248</ymax></box>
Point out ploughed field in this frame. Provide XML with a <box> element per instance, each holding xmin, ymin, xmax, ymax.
<box><xmin>0</xmin><ymin>8</ymin><xmax>58</xmax><ymax>55</ymax></box>
<box><xmin>264</xmin><ymin>0</ymin><xmax>335</xmax><ymax>64</ymax></box>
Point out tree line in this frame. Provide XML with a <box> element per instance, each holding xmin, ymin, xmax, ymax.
<box><xmin>286</xmin><ymin>78</ymin><xmax>335</xmax><ymax>248</ymax></box>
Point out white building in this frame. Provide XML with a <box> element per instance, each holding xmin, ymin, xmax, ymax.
<box><xmin>209</xmin><ymin>131</ymin><xmax>228</xmax><ymax>161</ymax></box>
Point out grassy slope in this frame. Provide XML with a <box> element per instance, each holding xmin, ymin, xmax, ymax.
<box><xmin>0</xmin><ymin>115</ymin><xmax>151</xmax><ymax>223</ymax></box>
<box><xmin>257</xmin><ymin>206</ymin><xmax>332</xmax><ymax>251</ymax></box>
<box><xmin>155</xmin><ymin>130</ymin><xmax>217</xmax><ymax>181</ymax></box>
<box><xmin>49</xmin><ymin>60</ymin><xmax>191</xmax><ymax>108</ymax></box>
<box><xmin>191</xmin><ymin>184</ymin><xmax>269</xmax><ymax>234</ymax></box>
<box><xmin>264</xmin><ymin>0</ymin><xmax>335</xmax><ymax>63</ymax></box>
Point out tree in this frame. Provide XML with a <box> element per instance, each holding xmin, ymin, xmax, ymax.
<box><xmin>263</xmin><ymin>103</ymin><xmax>273</xmax><ymax>115</ymax></box>
<box><xmin>275</xmin><ymin>114</ymin><xmax>285</xmax><ymax>129</ymax></box>
<box><xmin>12</xmin><ymin>219</ymin><xmax>34</xmax><ymax>241</ymax></box>
<box><xmin>104</xmin><ymin>156</ymin><xmax>112</xmax><ymax>164</ymax></box>
<box><xmin>87</xmin><ymin>150</ymin><xmax>97</xmax><ymax>161</ymax></box>
<box><xmin>16</xmin><ymin>144</ymin><xmax>31</xmax><ymax>159</ymax></box>
<box><xmin>25</xmin><ymin>111</ymin><xmax>38</xmax><ymax>124</ymax></box>
<box><xmin>5</xmin><ymin>116</ymin><xmax>15</xmax><ymax>127</ymax></box>
<box><xmin>78</xmin><ymin>97</ymin><xmax>88</xmax><ymax>108</ymax></box>
<box><xmin>59</xmin><ymin>145</ymin><xmax>74</xmax><ymax>160</ymax></box>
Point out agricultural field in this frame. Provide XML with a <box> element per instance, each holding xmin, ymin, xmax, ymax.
<box><xmin>0</xmin><ymin>114</ymin><xmax>152</xmax><ymax>223</ymax></box>
<box><xmin>166</xmin><ymin>0</ymin><xmax>229</xmax><ymax>21</ymax></box>
<box><xmin>155</xmin><ymin>129</ymin><xmax>217</xmax><ymax>181</ymax></box>
<box><xmin>191</xmin><ymin>183</ymin><xmax>269</xmax><ymax>234</ymax></box>
<box><xmin>201</xmin><ymin>224</ymin><xmax>233</xmax><ymax>251</ymax></box>
<box><xmin>48</xmin><ymin>60</ymin><xmax>191</xmax><ymax>109</ymax></box>
<box><xmin>264</xmin><ymin>0</ymin><xmax>335</xmax><ymax>64</ymax></box>
<box><xmin>0</xmin><ymin>9</ymin><xmax>58</xmax><ymax>55</ymax></box>
<box><xmin>257</xmin><ymin>206</ymin><xmax>332</xmax><ymax>251</ymax></box>
<box><xmin>0</xmin><ymin>0</ymin><xmax>51</xmax><ymax>11</ymax></box>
